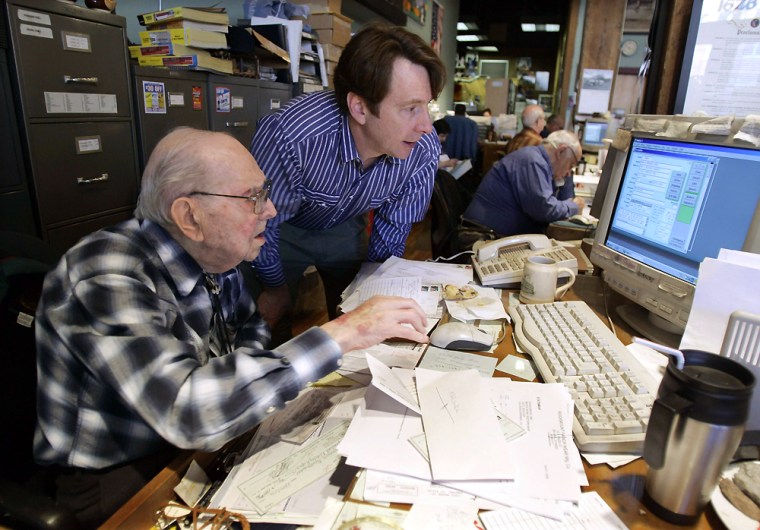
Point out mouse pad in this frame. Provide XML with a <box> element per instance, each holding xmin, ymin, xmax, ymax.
<box><xmin>496</xmin><ymin>354</ymin><xmax>537</xmax><ymax>381</ymax></box>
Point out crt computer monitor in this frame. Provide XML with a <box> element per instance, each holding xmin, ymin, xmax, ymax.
<box><xmin>590</xmin><ymin>134</ymin><xmax>760</xmax><ymax>347</ymax></box>
<box><xmin>581</xmin><ymin>119</ymin><xmax>609</xmax><ymax>153</ymax></box>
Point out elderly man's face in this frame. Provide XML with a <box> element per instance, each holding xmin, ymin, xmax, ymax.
<box><xmin>189</xmin><ymin>137</ymin><xmax>277</xmax><ymax>272</ymax></box>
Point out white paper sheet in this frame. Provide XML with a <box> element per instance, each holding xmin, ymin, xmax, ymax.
<box><xmin>417</xmin><ymin>346</ymin><xmax>498</xmax><ymax>377</ymax></box>
<box><xmin>416</xmin><ymin>368</ymin><xmax>515</xmax><ymax>481</ymax></box>
<box><xmin>479</xmin><ymin>491</ymin><xmax>627</xmax><ymax>530</ymax></box>
<box><xmin>367</xmin><ymin>354</ymin><xmax>420</xmax><ymax>413</ymax></box>
<box><xmin>680</xmin><ymin>253</ymin><xmax>760</xmax><ymax>353</ymax></box>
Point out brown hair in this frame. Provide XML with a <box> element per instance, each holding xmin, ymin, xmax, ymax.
<box><xmin>333</xmin><ymin>22</ymin><xmax>446</xmax><ymax>116</ymax></box>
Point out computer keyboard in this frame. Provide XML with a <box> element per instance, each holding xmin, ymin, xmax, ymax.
<box><xmin>508</xmin><ymin>301</ymin><xmax>659</xmax><ymax>454</ymax></box>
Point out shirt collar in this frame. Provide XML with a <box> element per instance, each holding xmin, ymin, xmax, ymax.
<box><xmin>139</xmin><ymin>219</ymin><xmax>205</xmax><ymax>296</ymax></box>
<box><xmin>337</xmin><ymin>113</ymin><xmax>402</xmax><ymax>168</ymax></box>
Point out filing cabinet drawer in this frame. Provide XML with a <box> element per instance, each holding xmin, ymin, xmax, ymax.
<box><xmin>207</xmin><ymin>75</ymin><xmax>259</xmax><ymax>148</ymax></box>
<box><xmin>46</xmin><ymin>208</ymin><xmax>133</xmax><ymax>254</ymax></box>
<box><xmin>133</xmin><ymin>66</ymin><xmax>210</xmax><ymax>168</ymax></box>
<box><xmin>256</xmin><ymin>80</ymin><xmax>290</xmax><ymax>123</ymax></box>
<box><xmin>7</xmin><ymin>3</ymin><xmax>131</xmax><ymax>119</ymax></box>
<box><xmin>27</xmin><ymin>121</ymin><xmax>139</xmax><ymax>225</ymax></box>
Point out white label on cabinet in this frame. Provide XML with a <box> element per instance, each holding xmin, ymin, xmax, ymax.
<box><xmin>76</xmin><ymin>136</ymin><xmax>102</xmax><ymax>154</ymax></box>
<box><xmin>19</xmin><ymin>23</ymin><xmax>53</xmax><ymax>39</ymax></box>
<box><xmin>62</xmin><ymin>32</ymin><xmax>92</xmax><ymax>52</ymax></box>
<box><xmin>168</xmin><ymin>92</ymin><xmax>185</xmax><ymax>107</ymax></box>
<box><xmin>44</xmin><ymin>92</ymin><xmax>118</xmax><ymax>114</ymax></box>
<box><xmin>17</xmin><ymin>9</ymin><xmax>51</xmax><ymax>25</ymax></box>
<box><xmin>232</xmin><ymin>96</ymin><xmax>244</xmax><ymax>109</ymax></box>
<box><xmin>269</xmin><ymin>99</ymin><xmax>281</xmax><ymax>110</ymax></box>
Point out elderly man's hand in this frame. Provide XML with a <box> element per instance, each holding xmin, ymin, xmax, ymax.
<box><xmin>320</xmin><ymin>296</ymin><xmax>429</xmax><ymax>352</ymax></box>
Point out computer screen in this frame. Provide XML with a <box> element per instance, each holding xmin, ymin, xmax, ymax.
<box><xmin>590</xmin><ymin>135</ymin><xmax>760</xmax><ymax>346</ymax></box>
<box><xmin>581</xmin><ymin>119</ymin><xmax>609</xmax><ymax>153</ymax></box>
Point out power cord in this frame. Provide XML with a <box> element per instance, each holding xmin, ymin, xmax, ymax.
<box><xmin>426</xmin><ymin>250</ymin><xmax>475</xmax><ymax>263</ymax></box>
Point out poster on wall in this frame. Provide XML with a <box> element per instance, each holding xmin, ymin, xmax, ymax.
<box><xmin>403</xmin><ymin>0</ymin><xmax>428</xmax><ymax>25</ymax></box>
<box><xmin>431</xmin><ymin>1</ymin><xmax>444</xmax><ymax>55</ymax></box>
<box><xmin>577</xmin><ymin>68</ymin><xmax>613</xmax><ymax>115</ymax></box>
<box><xmin>676</xmin><ymin>0</ymin><xmax>760</xmax><ymax>117</ymax></box>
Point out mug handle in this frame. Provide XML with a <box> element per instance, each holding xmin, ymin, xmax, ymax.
<box><xmin>554</xmin><ymin>268</ymin><xmax>576</xmax><ymax>299</ymax></box>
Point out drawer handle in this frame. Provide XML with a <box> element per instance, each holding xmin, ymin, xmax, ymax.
<box><xmin>77</xmin><ymin>173</ymin><xmax>109</xmax><ymax>185</ymax></box>
<box><xmin>225</xmin><ymin>121</ymin><xmax>249</xmax><ymax>128</ymax></box>
<box><xmin>64</xmin><ymin>75</ymin><xmax>99</xmax><ymax>85</ymax></box>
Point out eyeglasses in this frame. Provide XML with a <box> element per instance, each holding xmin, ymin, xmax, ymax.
<box><xmin>189</xmin><ymin>179</ymin><xmax>271</xmax><ymax>214</ymax></box>
<box><xmin>566</xmin><ymin>146</ymin><xmax>580</xmax><ymax>166</ymax></box>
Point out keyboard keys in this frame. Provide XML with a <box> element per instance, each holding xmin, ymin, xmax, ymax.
<box><xmin>509</xmin><ymin>300</ymin><xmax>660</xmax><ymax>454</ymax></box>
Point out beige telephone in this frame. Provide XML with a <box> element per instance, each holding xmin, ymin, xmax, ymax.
<box><xmin>472</xmin><ymin>235</ymin><xmax>578</xmax><ymax>287</ymax></box>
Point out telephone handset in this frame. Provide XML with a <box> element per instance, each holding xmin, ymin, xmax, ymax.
<box><xmin>472</xmin><ymin>234</ymin><xmax>578</xmax><ymax>287</ymax></box>
<box><xmin>473</xmin><ymin>234</ymin><xmax>553</xmax><ymax>261</ymax></box>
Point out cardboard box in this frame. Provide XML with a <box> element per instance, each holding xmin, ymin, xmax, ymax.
<box><xmin>327</xmin><ymin>73</ymin><xmax>334</xmax><ymax>89</ymax></box>
<box><xmin>321</xmin><ymin>42</ymin><xmax>343</xmax><ymax>62</ymax></box>
<box><xmin>290</xmin><ymin>0</ymin><xmax>341</xmax><ymax>14</ymax></box>
<box><xmin>309</xmin><ymin>12</ymin><xmax>351</xmax><ymax>47</ymax></box>
<box><xmin>324</xmin><ymin>59</ymin><xmax>338</xmax><ymax>76</ymax></box>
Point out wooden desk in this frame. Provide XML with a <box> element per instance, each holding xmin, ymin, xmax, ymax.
<box><xmin>103</xmin><ymin>275</ymin><xmax>727</xmax><ymax>529</ymax></box>
<box><xmin>479</xmin><ymin>140</ymin><xmax>508</xmax><ymax>174</ymax></box>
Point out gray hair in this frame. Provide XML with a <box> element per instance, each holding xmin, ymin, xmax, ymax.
<box><xmin>544</xmin><ymin>129</ymin><xmax>581</xmax><ymax>152</ymax></box>
<box><xmin>521</xmin><ymin>104</ymin><xmax>545</xmax><ymax>128</ymax></box>
<box><xmin>134</xmin><ymin>127</ymin><xmax>219</xmax><ymax>227</ymax></box>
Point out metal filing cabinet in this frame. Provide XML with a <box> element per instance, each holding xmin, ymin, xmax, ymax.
<box><xmin>132</xmin><ymin>65</ymin><xmax>210</xmax><ymax>169</ymax></box>
<box><xmin>2</xmin><ymin>0</ymin><xmax>140</xmax><ymax>254</ymax></box>
<box><xmin>207</xmin><ymin>75</ymin><xmax>291</xmax><ymax>148</ymax></box>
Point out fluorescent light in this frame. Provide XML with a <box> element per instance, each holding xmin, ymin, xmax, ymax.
<box><xmin>456</xmin><ymin>34</ymin><xmax>485</xmax><ymax>42</ymax></box>
<box><xmin>471</xmin><ymin>45</ymin><xmax>499</xmax><ymax>52</ymax></box>
<box><xmin>521</xmin><ymin>23</ymin><xmax>536</xmax><ymax>32</ymax></box>
<box><xmin>546</xmin><ymin>24</ymin><xmax>560</xmax><ymax>32</ymax></box>
<box><xmin>457</xmin><ymin>22</ymin><xmax>479</xmax><ymax>31</ymax></box>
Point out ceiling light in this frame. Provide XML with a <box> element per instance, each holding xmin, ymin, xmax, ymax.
<box><xmin>546</xmin><ymin>24</ymin><xmax>560</xmax><ymax>32</ymax></box>
<box><xmin>457</xmin><ymin>22</ymin><xmax>479</xmax><ymax>31</ymax></box>
<box><xmin>456</xmin><ymin>34</ymin><xmax>485</xmax><ymax>42</ymax></box>
<box><xmin>521</xmin><ymin>23</ymin><xmax>536</xmax><ymax>32</ymax></box>
<box><xmin>471</xmin><ymin>45</ymin><xmax>499</xmax><ymax>52</ymax></box>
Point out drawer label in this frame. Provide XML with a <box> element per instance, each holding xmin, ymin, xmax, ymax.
<box><xmin>17</xmin><ymin>9</ymin><xmax>51</xmax><ymax>26</ymax></box>
<box><xmin>168</xmin><ymin>92</ymin><xmax>185</xmax><ymax>107</ymax></box>
<box><xmin>142</xmin><ymin>81</ymin><xmax>167</xmax><ymax>114</ymax></box>
<box><xmin>44</xmin><ymin>92</ymin><xmax>118</xmax><ymax>114</ymax></box>
<box><xmin>19</xmin><ymin>23</ymin><xmax>53</xmax><ymax>39</ymax></box>
<box><xmin>62</xmin><ymin>31</ymin><xmax>91</xmax><ymax>52</ymax></box>
<box><xmin>76</xmin><ymin>136</ymin><xmax>102</xmax><ymax>154</ymax></box>
<box><xmin>232</xmin><ymin>96</ymin><xmax>244</xmax><ymax>109</ymax></box>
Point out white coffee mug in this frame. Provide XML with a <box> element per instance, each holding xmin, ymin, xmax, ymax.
<box><xmin>519</xmin><ymin>255</ymin><xmax>576</xmax><ymax>304</ymax></box>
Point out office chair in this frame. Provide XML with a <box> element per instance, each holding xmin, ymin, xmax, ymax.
<box><xmin>0</xmin><ymin>232</ymin><xmax>80</xmax><ymax>530</ymax></box>
<box><xmin>430</xmin><ymin>170</ymin><xmax>497</xmax><ymax>264</ymax></box>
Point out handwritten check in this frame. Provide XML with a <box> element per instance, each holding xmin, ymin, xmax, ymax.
<box><xmin>238</xmin><ymin>421</ymin><xmax>349</xmax><ymax>514</ymax></box>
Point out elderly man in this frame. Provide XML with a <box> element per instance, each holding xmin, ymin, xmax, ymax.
<box><xmin>505</xmin><ymin>104</ymin><xmax>546</xmax><ymax>155</ymax></box>
<box><xmin>34</xmin><ymin>128</ymin><xmax>429</xmax><ymax>527</ymax></box>
<box><xmin>541</xmin><ymin>113</ymin><xmax>565</xmax><ymax>138</ymax></box>
<box><xmin>463</xmin><ymin>130</ymin><xmax>586</xmax><ymax>236</ymax></box>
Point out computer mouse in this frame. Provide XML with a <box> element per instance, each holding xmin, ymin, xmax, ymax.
<box><xmin>429</xmin><ymin>322</ymin><xmax>493</xmax><ymax>351</ymax></box>
<box><xmin>568</xmin><ymin>214</ymin><xmax>596</xmax><ymax>227</ymax></box>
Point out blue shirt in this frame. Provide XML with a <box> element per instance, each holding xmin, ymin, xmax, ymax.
<box><xmin>250</xmin><ymin>90</ymin><xmax>440</xmax><ymax>287</ymax></box>
<box><xmin>442</xmin><ymin>115</ymin><xmax>479</xmax><ymax>159</ymax></box>
<box><xmin>34</xmin><ymin>219</ymin><xmax>342</xmax><ymax>469</ymax></box>
<box><xmin>463</xmin><ymin>145</ymin><xmax>580</xmax><ymax>236</ymax></box>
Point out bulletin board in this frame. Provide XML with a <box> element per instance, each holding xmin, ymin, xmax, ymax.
<box><xmin>674</xmin><ymin>0</ymin><xmax>760</xmax><ymax>117</ymax></box>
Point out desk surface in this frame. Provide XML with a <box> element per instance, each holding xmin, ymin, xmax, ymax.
<box><xmin>102</xmin><ymin>275</ymin><xmax>728</xmax><ymax>530</ymax></box>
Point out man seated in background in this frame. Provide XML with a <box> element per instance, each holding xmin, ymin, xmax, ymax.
<box><xmin>541</xmin><ymin>113</ymin><xmax>565</xmax><ymax>138</ymax></box>
<box><xmin>443</xmin><ymin>103</ymin><xmax>479</xmax><ymax>160</ymax></box>
<box><xmin>505</xmin><ymin>104</ymin><xmax>546</xmax><ymax>155</ymax></box>
<box><xmin>463</xmin><ymin>130</ymin><xmax>585</xmax><ymax>236</ymax></box>
<box><xmin>33</xmin><ymin>128</ymin><xmax>429</xmax><ymax>528</ymax></box>
<box><xmin>433</xmin><ymin>118</ymin><xmax>459</xmax><ymax>171</ymax></box>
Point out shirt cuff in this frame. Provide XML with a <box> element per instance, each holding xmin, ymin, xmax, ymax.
<box><xmin>276</xmin><ymin>327</ymin><xmax>342</xmax><ymax>386</ymax></box>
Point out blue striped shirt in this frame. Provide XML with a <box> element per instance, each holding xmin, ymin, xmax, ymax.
<box><xmin>250</xmin><ymin>90</ymin><xmax>440</xmax><ymax>286</ymax></box>
<box><xmin>34</xmin><ymin>219</ymin><xmax>342</xmax><ymax>469</ymax></box>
